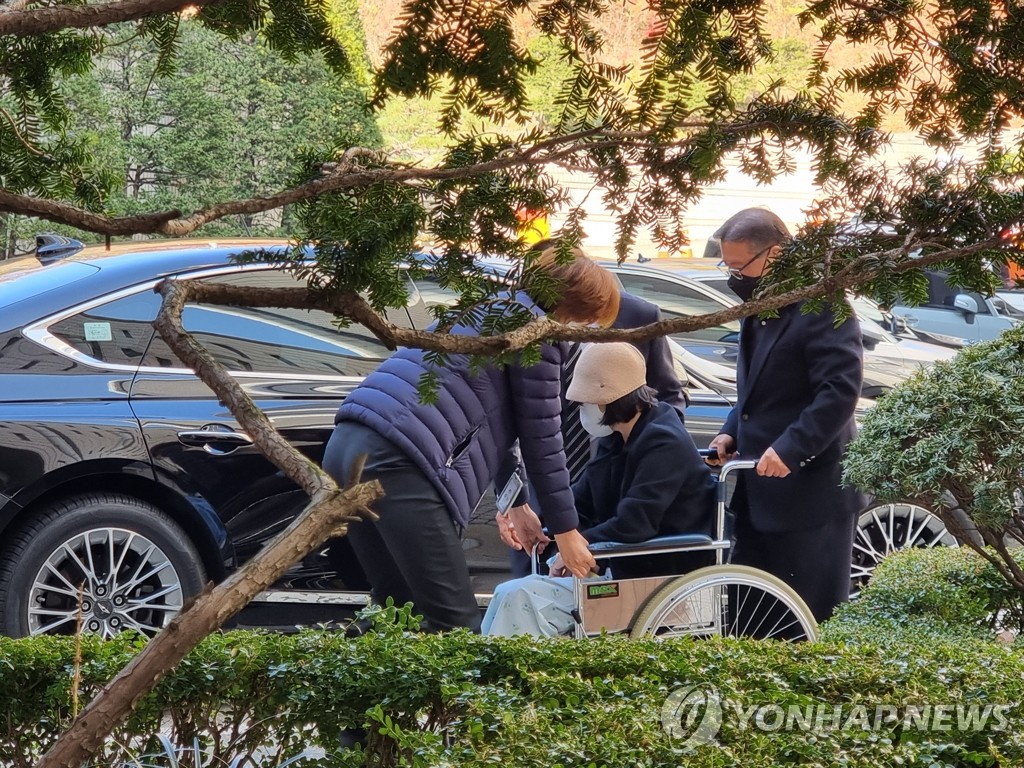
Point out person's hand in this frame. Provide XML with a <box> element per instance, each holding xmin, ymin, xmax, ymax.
<box><xmin>496</xmin><ymin>511</ymin><xmax>522</xmax><ymax>550</ymax></box>
<box><xmin>548</xmin><ymin>553</ymin><xmax>568</xmax><ymax>577</ymax></box>
<box><xmin>756</xmin><ymin>446</ymin><xmax>791</xmax><ymax>478</ymax></box>
<box><xmin>506</xmin><ymin>503</ymin><xmax>550</xmax><ymax>553</ymax></box>
<box><xmin>707</xmin><ymin>433</ymin><xmax>737</xmax><ymax>466</ymax></box>
<box><xmin>553</xmin><ymin>529</ymin><xmax>597</xmax><ymax>578</ymax></box>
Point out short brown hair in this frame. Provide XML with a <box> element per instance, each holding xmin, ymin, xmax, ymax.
<box><xmin>529</xmin><ymin>241</ymin><xmax>620</xmax><ymax>327</ymax></box>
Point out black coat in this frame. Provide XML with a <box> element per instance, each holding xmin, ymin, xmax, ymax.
<box><xmin>574</xmin><ymin>402</ymin><xmax>716</xmax><ymax>578</ymax></box>
<box><xmin>722</xmin><ymin>301</ymin><xmax>864</xmax><ymax>532</ymax></box>
<box><xmin>613</xmin><ymin>291</ymin><xmax>687</xmax><ymax>412</ymax></box>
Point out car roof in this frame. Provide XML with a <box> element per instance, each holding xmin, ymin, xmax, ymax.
<box><xmin>0</xmin><ymin>238</ymin><xmax>294</xmax><ymax>330</ymax></box>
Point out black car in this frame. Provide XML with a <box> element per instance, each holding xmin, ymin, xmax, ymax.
<box><xmin>0</xmin><ymin>238</ymin><xmax>740</xmax><ymax>638</ymax></box>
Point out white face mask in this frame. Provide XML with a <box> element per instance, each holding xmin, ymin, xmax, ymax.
<box><xmin>579</xmin><ymin>402</ymin><xmax>613</xmax><ymax>437</ymax></box>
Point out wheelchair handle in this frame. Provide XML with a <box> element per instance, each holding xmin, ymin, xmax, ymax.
<box><xmin>717</xmin><ymin>458</ymin><xmax>758</xmax><ymax>484</ymax></box>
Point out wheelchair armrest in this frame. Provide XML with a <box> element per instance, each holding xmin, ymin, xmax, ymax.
<box><xmin>588</xmin><ymin>533</ymin><xmax>714</xmax><ymax>557</ymax></box>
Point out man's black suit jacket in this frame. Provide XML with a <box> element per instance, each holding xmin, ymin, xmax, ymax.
<box><xmin>722</xmin><ymin>300</ymin><xmax>864</xmax><ymax>532</ymax></box>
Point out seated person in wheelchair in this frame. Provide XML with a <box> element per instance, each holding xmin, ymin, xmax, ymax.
<box><xmin>483</xmin><ymin>342</ymin><xmax>716</xmax><ymax>637</ymax></box>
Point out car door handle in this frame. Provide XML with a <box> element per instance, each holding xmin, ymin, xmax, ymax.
<box><xmin>177</xmin><ymin>426</ymin><xmax>253</xmax><ymax>455</ymax></box>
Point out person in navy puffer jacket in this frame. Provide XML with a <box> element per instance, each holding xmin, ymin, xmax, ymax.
<box><xmin>322</xmin><ymin>247</ymin><xmax>621</xmax><ymax>631</ymax></box>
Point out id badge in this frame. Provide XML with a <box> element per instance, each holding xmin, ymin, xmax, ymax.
<box><xmin>496</xmin><ymin>473</ymin><xmax>525</xmax><ymax>515</ymax></box>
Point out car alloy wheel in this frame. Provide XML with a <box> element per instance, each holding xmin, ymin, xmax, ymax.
<box><xmin>0</xmin><ymin>494</ymin><xmax>206</xmax><ymax>638</ymax></box>
<box><xmin>850</xmin><ymin>502</ymin><xmax>957</xmax><ymax>597</ymax></box>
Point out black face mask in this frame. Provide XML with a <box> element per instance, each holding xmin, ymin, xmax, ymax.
<box><xmin>727</xmin><ymin>275</ymin><xmax>760</xmax><ymax>302</ymax></box>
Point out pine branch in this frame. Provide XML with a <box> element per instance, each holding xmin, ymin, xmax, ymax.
<box><xmin>161</xmin><ymin>232</ymin><xmax>1013</xmax><ymax>356</ymax></box>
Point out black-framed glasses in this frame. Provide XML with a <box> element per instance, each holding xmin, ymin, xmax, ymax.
<box><xmin>717</xmin><ymin>245</ymin><xmax>773</xmax><ymax>280</ymax></box>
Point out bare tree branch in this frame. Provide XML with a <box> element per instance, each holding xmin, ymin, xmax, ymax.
<box><xmin>0</xmin><ymin>0</ymin><xmax>223</xmax><ymax>36</ymax></box>
<box><xmin>0</xmin><ymin>188</ymin><xmax>180</xmax><ymax>235</ymax></box>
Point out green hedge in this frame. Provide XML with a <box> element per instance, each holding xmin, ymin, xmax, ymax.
<box><xmin>2</xmin><ymin>613</ymin><xmax>1021</xmax><ymax>767</ymax></box>
<box><xmin>824</xmin><ymin>546</ymin><xmax>1024</xmax><ymax>645</ymax></box>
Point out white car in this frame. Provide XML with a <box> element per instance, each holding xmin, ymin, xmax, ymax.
<box><xmin>891</xmin><ymin>271</ymin><xmax>1023</xmax><ymax>346</ymax></box>
<box><xmin>996</xmin><ymin>288</ymin><xmax>1024</xmax><ymax>313</ymax></box>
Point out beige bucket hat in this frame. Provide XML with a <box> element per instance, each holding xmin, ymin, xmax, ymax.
<box><xmin>565</xmin><ymin>342</ymin><xmax>646</xmax><ymax>405</ymax></box>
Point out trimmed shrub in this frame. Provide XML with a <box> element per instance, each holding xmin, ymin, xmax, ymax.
<box><xmin>823</xmin><ymin>546</ymin><xmax>1024</xmax><ymax>645</ymax></box>
<box><xmin>2</xmin><ymin>616</ymin><xmax>1022</xmax><ymax>767</ymax></box>
<box><xmin>844</xmin><ymin>323</ymin><xmax>1024</xmax><ymax>597</ymax></box>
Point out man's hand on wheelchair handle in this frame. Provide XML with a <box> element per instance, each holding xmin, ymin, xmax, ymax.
<box><xmin>706</xmin><ymin>433</ymin><xmax>737</xmax><ymax>466</ymax></box>
<box><xmin>503</xmin><ymin>503</ymin><xmax>550</xmax><ymax>553</ymax></box>
<box><xmin>554</xmin><ymin>529</ymin><xmax>598</xmax><ymax>578</ymax></box>
<box><xmin>756</xmin><ymin>446</ymin><xmax>791</xmax><ymax>478</ymax></box>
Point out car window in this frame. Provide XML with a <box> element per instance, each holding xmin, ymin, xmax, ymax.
<box><xmin>615</xmin><ymin>272</ymin><xmax>740</xmax><ymax>341</ymax></box>
<box><xmin>405</xmin><ymin>276</ymin><xmax>450</xmax><ymax>329</ymax></box>
<box><xmin>48</xmin><ymin>289</ymin><xmax>163</xmax><ymax>365</ymax></box>
<box><xmin>990</xmin><ymin>296</ymin><xmax>1024</xmax><ymax>318</ymax></box>
<box><xmin>139</xmin><ymin>270</ymin><xmax>410</xmax><ymax>376</ymax></box>
<box><xmin>922</xmin><ymin>272</ymin><xmax>992</xmax><ymax>315</ymax></box>
<box><xmin>49</xmin><ymin>272</ymin><xmax>404</xmax><ymax>374</ymax></box>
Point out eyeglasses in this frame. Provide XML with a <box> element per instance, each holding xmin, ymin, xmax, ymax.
<box><xmin>717</xmin><ymin>245</ymin><xmax>773</xmax><ymax>280</ymax></box>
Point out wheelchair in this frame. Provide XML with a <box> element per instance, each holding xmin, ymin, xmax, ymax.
<box><xmin>536</xmin><ymin>457</ymin><xmax>819</xmax><ymax>642</ymax></box>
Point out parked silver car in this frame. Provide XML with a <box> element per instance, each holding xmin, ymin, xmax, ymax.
<box><xmin>891</xmin><ymin>270</ymin><xmax>1023</xmax><ymax>346</ymax></box>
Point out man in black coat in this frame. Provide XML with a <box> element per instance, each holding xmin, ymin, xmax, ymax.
<box><xmin>708</xmin><ymin>208</ymin><xmax>864</xmax><ymax>623</ymax></box>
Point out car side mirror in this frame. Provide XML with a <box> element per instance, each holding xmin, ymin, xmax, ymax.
<box><xmin>886</xmin><ymin>313</ymin><xmax>907</xmax><ymax>334</ymax></box>
<box><xmin>952</xmin><ymin>294</ymin><xmax>978</xmax><ymax>323</ymax></box>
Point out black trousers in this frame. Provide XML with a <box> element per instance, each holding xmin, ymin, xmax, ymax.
<box><xmin>730</xmin><ymin>511</ymin><xmax>857</xmax><ymax>624</ymax></box>
<box><xmin>322</xmin><ymin>422</ymin><xmax>482</xmax><ymax>633</ymax></box>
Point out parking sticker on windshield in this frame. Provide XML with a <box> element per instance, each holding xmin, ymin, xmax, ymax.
<box><xmin>83</xmin><ymin>322</ymin><xmax>112</xmax><ymax>342</ymax></box>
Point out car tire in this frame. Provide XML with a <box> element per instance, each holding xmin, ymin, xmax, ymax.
<box><xmin>0</xmin><ymin>494</ymin><xmax>207</xmax><ymax>638</ymax></box>
<box><xmin>850</xmin><ymin>502</ymin><xmax>958</xmax><ymax>597</ymax></box>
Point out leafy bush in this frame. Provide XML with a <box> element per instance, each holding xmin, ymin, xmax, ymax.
<box><xmin>823</xmin><ymin>547</ymin><xmax>1024</xmax><ymax>645</ymax></box>
<box><xmin>2</xmin><ymin>615</ymin><xmax>1023</xmax><ymax>767</ymax></box>
<box><xmin>845</xmin><ymin>323</ymin><xmax>1024</xmax><ymax>596</ymax></box>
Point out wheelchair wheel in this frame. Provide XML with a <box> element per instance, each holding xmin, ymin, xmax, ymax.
<box><xmin>629</xmin><ymin>565</ymin><xmax>818</xmax><ymax>642</ymax></box>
